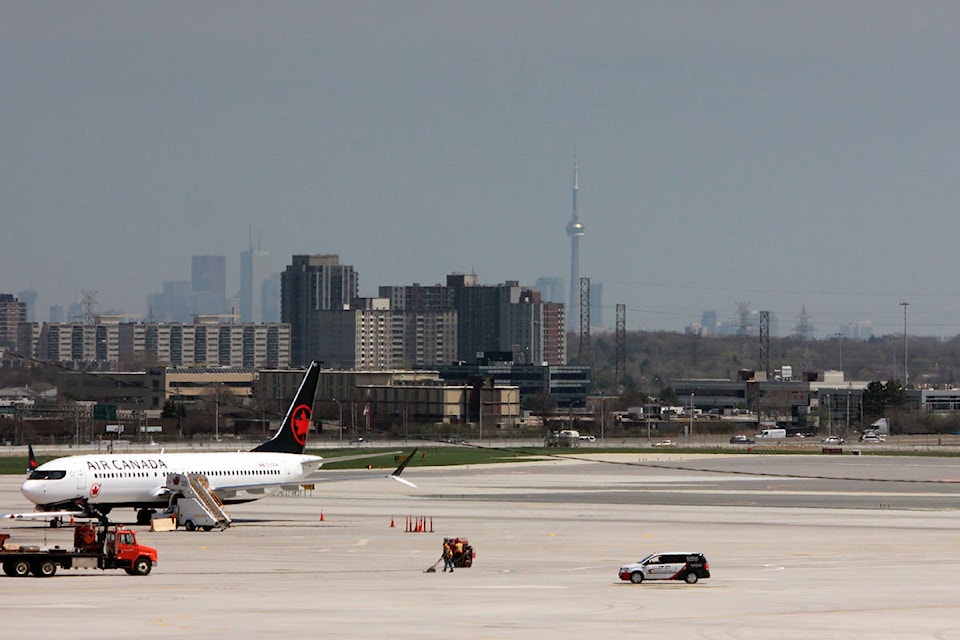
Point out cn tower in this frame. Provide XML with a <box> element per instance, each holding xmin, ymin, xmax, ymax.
<box><xmin>566</xmin><ymin>158</ymin><xmax>585</xmax><ymax>331</ymax></box>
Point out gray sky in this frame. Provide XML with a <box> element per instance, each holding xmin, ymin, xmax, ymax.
<box><xmin>3</xmin><ymin>1</ymin><xmax>959</xmax><ymax>337</ymax></box>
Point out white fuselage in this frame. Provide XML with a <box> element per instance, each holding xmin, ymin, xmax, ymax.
<box><xmin>21</xmin><ymin>451</ymin><xmax>324</xmax><ymax>510</ymax></box>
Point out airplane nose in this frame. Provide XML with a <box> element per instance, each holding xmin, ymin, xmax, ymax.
<box><xmin>21</xmin><ymin>479</ymin><xmax>45</xmax><ymax>504</ymax></box>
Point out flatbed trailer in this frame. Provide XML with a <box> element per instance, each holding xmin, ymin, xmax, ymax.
<box><xmin>0</xmin><ymin>522</ymin><xmax>158</xmax><ymax>578</ymax></box>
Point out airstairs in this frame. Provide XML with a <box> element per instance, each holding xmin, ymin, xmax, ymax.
<box><xmin>162</xmin><ymin>472</ymin><xmax>232</xmax><ymax>531</ymax></box>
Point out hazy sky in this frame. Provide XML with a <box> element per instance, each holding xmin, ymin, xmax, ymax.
<box><xmin>3</xmin><ymin>2</ymin><xmax>959</xmax><ymax>337</ymax></box>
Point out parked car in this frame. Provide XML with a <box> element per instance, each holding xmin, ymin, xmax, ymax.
<box><xmin>578</xmin><ymin>435</ymin><xmax>596</xmax><ymax>442</ymax></box>
<box><xmin>618</xmin><ymin>552</ymin><xmax>711</xmax><ymax>584</ymax></box>
<box><xmin>821</xmin><ymin>436</ymin><xmax>844</xmax><ymax>444</ymax></box>
<box><xmin>860</xmin><ymin>434</ymin><xmax>885</xmax><ymax>443</ymax></box>
<box><xmin>729</xmin><ymin>435</ymin><xmax>755</xmax><ymax>444</ymax></box>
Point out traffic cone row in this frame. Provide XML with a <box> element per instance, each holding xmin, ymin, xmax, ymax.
<box><xmin>404</xmin><ymin>515</ymin><xmax>434</xmax><ymax>533</ymax></box>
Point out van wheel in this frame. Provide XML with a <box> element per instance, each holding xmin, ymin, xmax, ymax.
<box><xmin>684</xmin><ymin>572</ymin><xmax>699</xmax><ymax>584</ymax></box>
<box><xmin>184</xmin><ymin>520</ymin><xmax>196</xmax><ymax>531</ymax></box>
<box><xmin>630</xmin><ymin>571</ymin><xmax>644</xmax><ymax>584</ymax></box>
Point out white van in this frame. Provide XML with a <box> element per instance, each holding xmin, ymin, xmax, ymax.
<box><xmin>755</xmin><ymin>428</ymin><xmax>786</xmax><ymax>439</ymax></box>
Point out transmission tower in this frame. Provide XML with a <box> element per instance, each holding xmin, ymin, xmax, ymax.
<box><xmin>759</xmin><ymin>310</ymin><xmax>770</xmax><ymax>377</ymax></box>
<box><xmin>615</xmin><ymin>303</ymin><xmax>626</xmax><ymax>386</ymax></box>
<box><xmin>578</xmin><ymin>277</ymin><xmax>592</xmax><ymax>365</ymax></box>
<box><xmin>81</xmin><ymin>290</ymin><xmax>98</xmax><ymax>325</ymax></box>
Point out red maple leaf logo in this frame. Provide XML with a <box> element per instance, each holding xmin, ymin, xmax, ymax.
<box><xmin>291</xmin><ymin>404</ymin><xmax>311</xmax><ymax>446</ymax></box>
<box><xmin>90</xmin><ymin>483</ymin><xmax>101</xmax><ymax>498</ymax></box>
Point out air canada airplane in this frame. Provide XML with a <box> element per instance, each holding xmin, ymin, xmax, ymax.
<box><xmin>11</xmin><ymin>361</ymin><xmax>415</xmax><ymax>525</ymax></box>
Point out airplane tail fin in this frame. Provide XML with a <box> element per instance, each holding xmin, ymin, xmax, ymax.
<box><xmin>252</xmin><ymin>361</ymin><xmax>322</xmax><ymax>454</ymax></box>
<box><xmin>27</xmin><ymin>444</ymin><xmax>37</xmax><ymax>474</ymax></box>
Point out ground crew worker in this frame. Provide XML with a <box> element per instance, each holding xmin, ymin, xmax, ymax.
<box><xmin>453</xmin><ymin>538</ymin><xmax>464</xmax><ymax>566</ymax></box>
<box><xmin>442</xmin><ymin>539</ymin><xmax>455</xmax><ymax>573</ymax></box>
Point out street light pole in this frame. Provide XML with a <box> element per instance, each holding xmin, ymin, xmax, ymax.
<box><xmin>826</xmin><ymin>394</ymin><xmax>831</xmax><ymax>437</ymax></box>
<box><xmin>846</xmin><ymin>390</ymin><xmax>851</xmax><ymax>435</ymax></box>
<box><xmin>600</xmin><ymin>394</ymin><xmax>606</xmax><ymax>446</ymax></box>
<box><xmin>478</xmin><ymin>387</ymin><xmax>483</xmax><ymax>441</ymax></box>
<box><xmin>900</xmin><ymin>301</ymin><xmax>910</xmax><ymax>387</ymax></box>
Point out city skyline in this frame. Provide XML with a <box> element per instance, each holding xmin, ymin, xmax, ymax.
<box><xmin>4</xmin><ymin>4</ymin><xmax>960</xmax><ymax>337</ymax></box>
<box><xmin>10</xmin><ymin>246</ymin><xmax>892</xmax><ymax>341</ymax></box>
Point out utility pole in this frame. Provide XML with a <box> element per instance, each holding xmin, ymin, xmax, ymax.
<box><xmin>900</xmin><ymin>301</ymin><xmax>910</xmax><ymax>387</ymax></box>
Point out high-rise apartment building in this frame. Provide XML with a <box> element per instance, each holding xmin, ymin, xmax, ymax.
<box><xmin>281</xmin><ymin>255</ymin><xmax>359</xmax><ymax>365</ymax></box>
<box><xmin>383</xmin><ymin>274</ymin><xmax>566</xmax><ymax>366</ymax></box>
<box><xmin>18</xmin><ymin>319</ymin><xmax>289</xmax><ymax>369</ymax></box>
<box><xmin>0</xmin><ymin>294</ymin><xmax>27</xmax><ymax>349</ymax></box>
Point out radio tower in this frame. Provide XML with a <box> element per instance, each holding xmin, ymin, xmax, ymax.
<box><xmin>566</xmin><ymin>157</ymin><xmax>585</xmax><ymax>332</ymax></box>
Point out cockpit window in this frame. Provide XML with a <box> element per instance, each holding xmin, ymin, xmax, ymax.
<box><xmin>28</xmin><ymin>469</ymin><xmax>67</xmax><ymax>480</ymax></box>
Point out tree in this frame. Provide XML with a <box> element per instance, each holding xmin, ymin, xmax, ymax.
<box><xmin>161</xmin><ymin>399</ymin><xmax>186</xmax><ymax>420</ymax></box>
<box><xmin>659</xmin><ymin>386</ymin><xmax>678</xmax><ymax>406</ymax></box>
<box><xmin>862</xmin><ymin>380</ymin><xmax>909</xmax><ymax>418</ymax></box>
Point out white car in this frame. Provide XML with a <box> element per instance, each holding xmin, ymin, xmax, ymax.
<box><xmin>618</xmin><ymin>552</ymin><xmax>711</xmax><ymax>584</ymax></box>
<box><xmin>860</xmin><ymin>434</ymin><xmax>885</xmax><ymax>443</ymax></box>
<box><xmin>578</xmin><ymin>435</ymin><xmax>596</xmax><ymax>442</ymax></box>
<box><xmin>821</xmin><ymin>436</ymin><xmax>844</xmax><ymax>444</ymax></box>
<box><xmin>651</xmin><ymin>439</ymin><xmax>677</xmax><ymax>448</ymax></box>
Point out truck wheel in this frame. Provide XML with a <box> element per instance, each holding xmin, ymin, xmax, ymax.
<box><xmin>32</xmin><ymin>560</ymin><xmax>57</xmax><ymax>577</ymax></box>
<box><xmin>684</xmin><ymin>572</ymin><xmax>699</xmax><ymax>584</ymax></box>
<box><xmin>184</xmin><ymin>520</ymin><xmax>196</xmax><ymax>532</ymax></box>
<box><xmin>131</xmin><ymin>556</ymin><xmax>152</xmax><ymax>576</ymax></box>
<box><xmin>7</xmin><ymin>559</ymin><xmax>31</xmax><ymax>577</ymax></box>
<box><xmin>630</xmin><ymin>571</ymin><xmax>644</xmax><ymax>584</ymax></box>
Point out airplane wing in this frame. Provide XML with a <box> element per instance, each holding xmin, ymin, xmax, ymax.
<box><xmin>312</xmin><ymin>450</ymin><xmax>404</xmax><ymax>466</ymax></box>
<box><xmin>304</xmin><ymin>447</ymin><xmax>419</xmax><ymax>487</ymax></box>
<box><xmin>215</xmin><ymin>449</ymin><xmax>418</xmax><ymax>493</ymax></box>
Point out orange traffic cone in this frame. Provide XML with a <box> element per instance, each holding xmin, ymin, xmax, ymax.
<box><xmin>390</xmin><ymin>516</ymin><xmax>395</xmax><ymax>528</ymax></box>
<box><xmin>320</xmin><ymin>510</ymin><xmax>325</xmax><ymax>522</ymax></box>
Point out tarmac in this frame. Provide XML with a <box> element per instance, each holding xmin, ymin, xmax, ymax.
<box><xmin>3</xmin><ymin>452</ymin><xmax>960</xmax><ymax>639</ymax></box>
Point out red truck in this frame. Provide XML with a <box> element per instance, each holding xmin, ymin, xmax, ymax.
<box><xmin>1</xmin><ymin>522</ymin><xmax>158</xmax><ymax>578</ymax></box>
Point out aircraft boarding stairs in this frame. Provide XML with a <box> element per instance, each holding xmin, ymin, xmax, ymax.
<box><xmin>162</xmin><ymin>472</ymin><xmax>232</xmax><ymax>531</ymax></box>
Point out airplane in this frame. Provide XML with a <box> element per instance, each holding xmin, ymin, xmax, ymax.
<box><xmin>11</xmin><ymin>361</ymin><xmax>416</xmax><ymax>526</ymax></box>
